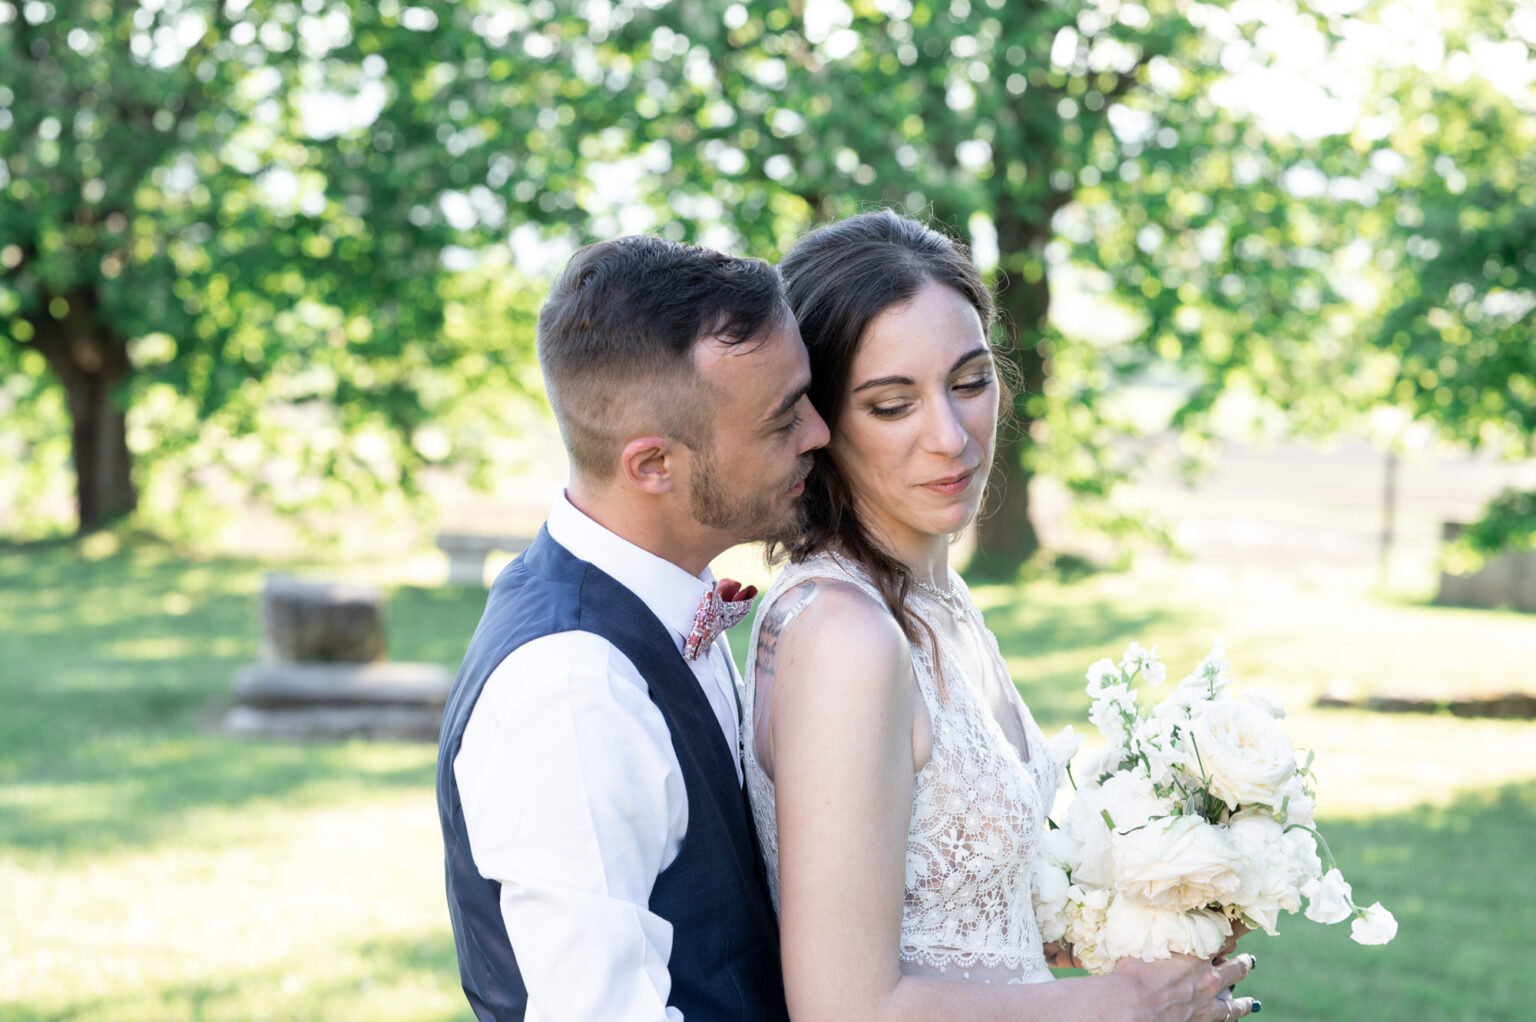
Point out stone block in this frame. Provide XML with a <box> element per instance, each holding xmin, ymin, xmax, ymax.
<box><xmin>436</xmin><ymin>533</ymin><xmax>534</xmax><ymax>586</ymax></box>
<box><xmin>233</xmin><ymin>661</ymin><xmax>451</xmax><ymax>707</ymax></box>
<box><xmin>261</xmin><ymin>575</ymin><xmax>385</xmax><ymax>663</ymax></box>
<box><xmin>222</xmin><ymin>703</ymin><xmax>445</xmax><ymax>741</ymax></box>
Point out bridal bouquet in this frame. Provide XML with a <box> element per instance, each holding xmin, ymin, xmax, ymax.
<box><xmin>1032</xmin><ymin>642</ymin><xmax>1396</xmax><ymax>974</ymax></box>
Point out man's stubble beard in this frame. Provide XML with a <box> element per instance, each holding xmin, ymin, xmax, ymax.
<box><xmin>689</xmin><ymin>448</ymin><xmax>810</xmax><ymax>547</ymax></box>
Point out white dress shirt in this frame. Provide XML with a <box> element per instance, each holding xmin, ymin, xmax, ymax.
<box><xmin>453</xmin><ymin>493</ymin><xmax>746</xmax><ymax>1022</ymax></box>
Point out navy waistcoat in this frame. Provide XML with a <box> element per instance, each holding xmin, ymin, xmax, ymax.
<box><xmin>436</xmin><ymin>527</ymin><xmax>790</xmax><ymax>1022</ymax></box>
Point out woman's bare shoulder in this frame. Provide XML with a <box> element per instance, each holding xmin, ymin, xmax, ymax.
<box><xmin>755</xmin><ymin>575</ymin><xmax>911</xmax><ymax>708</ymax></box>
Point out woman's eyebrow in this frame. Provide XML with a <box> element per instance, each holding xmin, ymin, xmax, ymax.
<box><xmin>850</xmin><ymin>347</ymin><xmax>992</xmax><ymax>394</ymax></box>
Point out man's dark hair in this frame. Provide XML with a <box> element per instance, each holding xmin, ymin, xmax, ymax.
<box><xmin>537</xmin><ymin>234</ymin><xmax>788</xmax><ymax>479</ymax></box>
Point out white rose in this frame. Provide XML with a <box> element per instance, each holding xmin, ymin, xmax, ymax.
<box><xmin>1041</xmin><ymin>826</ymin><xmax>1078</xmax><ymax>870</ymax></box>
<box><xmin>1059</xmin><ymin>771</ymin><xmax>1170</xmax><ymax>892</ymax></box>
<box><xmin>1185</xmin><ymin>699</ymin><xmax>1297</xmax><ymax>810</ymax></box>
<box><xmin>1031</xmin><ymin>856</ymin><xmax>1071</xmax><ymax>943</ymax></box>
<box><xmin>1302</xmin><ymin>867</ymin><xmax>1354</xmax><ymax>924</ymax></box>
<box><xmin>1100</xmin><ymin>895</ymin><xmax>1232</xmax><ymax>964</ymax></box>
<box><xmin>1060</xmin><ymin>791</ymin><xmax>1112</xmax><ymax>888</ymax></box>
<box><xmin>1225</xmin><ymin>810</ymin><xmax>1306</xmax><ymax>934</ymax></box>
<box><xmin>1350</xmin><ymin>902</ymin><xmax>1398</xmax><ymax>945</ymax></box>
<box><xmin>1061</xmin><ymin>772</ymin><xmax>1169</xmax><ymax>888</ymax></box>
<box><xmin>1112</xmin><ymin>814</ymin><xmax>1244</xmax><ymax>910</ymax></box>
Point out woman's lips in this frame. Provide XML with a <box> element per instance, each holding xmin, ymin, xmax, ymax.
<box><xmin>921</xmin><ymin>469</ymin><xmax>976</xmax><ymax>496</ymax></box>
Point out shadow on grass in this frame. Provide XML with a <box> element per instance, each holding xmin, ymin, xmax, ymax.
<box><xmin>0</xmin><ymin>539</ymin><xmax>490</xmax><ymax>858</ymax></box>
<box><xmin>1045</xmin><ymin>780</ymin><xmax>1536</xmax><ymax>1022</ymax></box>
<box><xmin>980</xmin><ymin>584</ymin><xmax>1198</xmax><ymax>727</ymax></box>
<box><xmin>16</xmin><ymin>932</ymin><xmax>469</xmax><ymax>1022</ymax></box>
<box><xmin>1248</xmin><ymin>780</ymin><xmax>1536</xmax><ymax>1022</ymax></box>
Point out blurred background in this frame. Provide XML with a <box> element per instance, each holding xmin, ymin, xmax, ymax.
<box><xmin>2</xmin><ymin>0</ymin><xmax>1533</xmax><ymax>1019</ymax></box>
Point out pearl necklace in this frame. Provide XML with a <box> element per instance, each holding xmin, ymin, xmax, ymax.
<box><xmin>913</xmin><ymin>576</ymin><xmax>960</xmax><ymax>604</ymax></box>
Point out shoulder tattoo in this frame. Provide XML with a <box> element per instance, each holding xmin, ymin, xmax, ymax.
<box><xmin>752</xmin><ymin>580</ymin><xmax>820</xmax><ymax>690</ymax></box>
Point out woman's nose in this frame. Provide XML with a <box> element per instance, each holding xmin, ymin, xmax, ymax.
<box><xmin>923</xmin><ymin>398</ymin><xmax>968</xmax><ymax>457</ymax></box>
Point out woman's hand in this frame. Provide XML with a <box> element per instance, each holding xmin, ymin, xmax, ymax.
<box><xmin>1110</xmin><ymin>953</ymin><xmax>1260</xmax><ymax>1022</ymax></box>
<box><xmin>1215</xmin><ymin>921</ymin><xmax>1253</xmax><ymax>961</ymax></box>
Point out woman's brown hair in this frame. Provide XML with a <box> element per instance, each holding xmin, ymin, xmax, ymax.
<box><xmin>770</xmin><ymin>209</ymin><xmax>1000</xmax><ymax>669</ymax></box>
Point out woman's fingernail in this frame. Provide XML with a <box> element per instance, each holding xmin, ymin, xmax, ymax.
<box><xmin>1247</xmin><ymin>954</ymin><xmax>1258</xmax><ymax>971</ymax></box>
<box><xmin>1251</xmin><ymin>1000</ymin><xmax>1263</xmax><ymax>1013</ymax></box>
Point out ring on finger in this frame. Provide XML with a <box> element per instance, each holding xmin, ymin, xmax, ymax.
<box><xmin>1221</xmin><ymin>1000</ymin><xmax>1234</xmax><ymax>1022</ymax></box>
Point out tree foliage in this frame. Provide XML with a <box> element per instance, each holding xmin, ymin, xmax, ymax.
<box><xmin>1363</xmin><ymin>1</ymin><xmax>1535</xmax><ymax>456</ymax></box>
<box><xmin>0</xmin><ymin>0</ymin><xmax>558</xmax><ymax>537</ymax></box>
<box><xmin>546</xmin><ymin>0</ymin><xmax>1384</xmax><ymax>569</ymax></box>
<box><xmin>4</xmin><ymin>0</ymin><xmax>1530</xmax><ymax>564</ymax></box>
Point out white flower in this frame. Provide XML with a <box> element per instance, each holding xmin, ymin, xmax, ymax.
<box><xmin>1086</xmin><ymin>658</ymin><xmax>1122</xmax><ymax>692</ymax></box>
<box><xmin>1245</xmin><ymin>689</ymin><xmax>1286</xmax><ymax>718</ymax></box>
<box><xmin>1274</xmin><ymin>775</ymin><xmax>1316</xmax><ymax>826</ymax></box>
<box><xmin>1225</xmin><ymin>810</ymin><xmax>1308</xmax><ymax>934</ymax></box>
<box><xmin>1350</xmin><ymin>902</ymin><xmax>1398</xmax><ymax>945</ymax></box>
<box><xmin>1062</xmin><ymin>884</ymin><xmax>1115</xmax><ymax>973</ymax></box>
<box><xmin>1089</xmin><ymin>680</ymin><xmax>1139</xmax><ymax>753</ymax></box>
<box><xmin>1302</xmin><ymin>868</ymin><xmax>1354</xmax><ymax>924</ymax></box>
<box><xmin>1047</xmin><ymin>725</ymin><xmax>1084</xmax><ymax>789</ymax></box>
<box><xmin>1131</xmin><ymin>714</ymin><xmax>1185</xmax><ymax>788</ymax></box>
<box><xmin>1184</xmin><ymin>698</ymin><xmax>1297</xmax><ymax>811</ymax></box>
<box><xmin>1112</xmin><ymin>814</ymin><xmax>1244</xmax><ymax>910</ymax></box>
<box><xmin>1031</xmin><ymin>856</ymin><xmax>1072</xmax><ymax>943</ymax></box>
<box><xmin>1100</xmin><ymin>896</ymin><xmax>1232</xmax><ymax>964</ymax></box>
<box><xmin>1180</xmin><ymin>641</ymin><xmax>1233</xmax><ymax>697</ymax></box>
<box><xmin>1119</xmin><ymin>642</ymin><xmax>1165</xmax><ymax>684</ymax></box>
<box><xmin>1154</xmin><ymin>685</ymin><xmax>1207</xmax><ymax>724</ymax></box>
<box><xmin>1061</xmin><ymin>774</ymin><xmax>1165</xmax><ymax>888</ymax></box>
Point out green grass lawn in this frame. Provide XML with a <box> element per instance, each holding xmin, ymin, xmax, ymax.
<box><xmin>3</xmin><ymin>535</ymin><xmax>1533</xmax><ymax>1020</ymax></box>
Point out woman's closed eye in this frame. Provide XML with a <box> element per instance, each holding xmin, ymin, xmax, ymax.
<box><xmin>954</xmin><ymin>371</ymin><xmax>994</xmax><ymax>394</ymax></box>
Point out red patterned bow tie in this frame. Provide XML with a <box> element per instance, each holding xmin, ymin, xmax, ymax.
<box><xmin>682</xmin><ymin>578</ymin><xmax>758</xmax><ymax>662</ymax></box>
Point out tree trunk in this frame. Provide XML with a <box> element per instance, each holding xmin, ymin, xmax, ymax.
<box><xmin>972</xmin><ymin>211</ymin><xmax>1052</xmax><ymax>578</ymax></box>
<box><xmin>31</xmin><ymin>289</ymin><xmax>137</xmax><ymax>534</ymax></box>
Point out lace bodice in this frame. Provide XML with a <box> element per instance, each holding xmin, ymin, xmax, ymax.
<box><xmin>742</xmin><ymin>553</ymin><xmax>1058</xmax><ymax>985</ymax></box>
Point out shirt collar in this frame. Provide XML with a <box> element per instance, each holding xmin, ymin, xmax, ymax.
<box><xmin>547</xmin><ymin>491</ymin><xmax>714</xmax><ymax>651</ymax></box>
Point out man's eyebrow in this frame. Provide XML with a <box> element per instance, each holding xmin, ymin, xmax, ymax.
<box><xmin>850</xmin><ymin>347</ymin><xmax>993</xmax><ymax>394</ymax></box>
<box><xmin>766</xmin><ymin>379</ymin><xmax>812</xmax><ymax>422</ymax></box>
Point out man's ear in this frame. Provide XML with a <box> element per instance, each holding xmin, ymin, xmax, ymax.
<box><xmin>619</xmin><ymin>435</ymin><xmax>678</xmax><ymax>495</ymax></box>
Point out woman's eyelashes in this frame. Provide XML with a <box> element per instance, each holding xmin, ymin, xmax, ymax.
<box><xmin>865</xmin><ymin>374</ymin><xmax>994</xmax><ymax>420</ymax></box>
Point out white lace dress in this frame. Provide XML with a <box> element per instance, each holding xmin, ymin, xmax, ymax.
<box><xmin>742</xmin><ymin>553</ymin><xmax>1059</xmax><ymax>985</ymax></box>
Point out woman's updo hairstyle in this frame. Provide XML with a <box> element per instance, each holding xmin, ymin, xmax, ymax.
<box><xmin>771</xmin><ymin>209</ymin><xmax>998</xmax><ymax>663</ymax></box>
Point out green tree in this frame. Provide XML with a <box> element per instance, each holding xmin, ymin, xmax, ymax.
<box><xmin>1358</xmin><ymin>2</ymin><xmax>1536</xmax><ymax>558</ymax></box>
<box><xmin>1367</xmin><ymin>14</ymin><xmax>1535</xmax><ymax>458</ymax></box>
<box><xmin>582</xmin><ymin>0</ymin><xmax>1363</xmax><ymax>571</ymax></box>
<box><xmin>0</xmin><ymin>0</ymin><xmax>579</xmax><ymax>536</ymax></box>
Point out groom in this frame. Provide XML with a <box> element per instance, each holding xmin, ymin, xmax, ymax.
<box><xmin>436</xmin><ymin>235</ymin><xmax>829</xmax><ymax>1020</ymax></box>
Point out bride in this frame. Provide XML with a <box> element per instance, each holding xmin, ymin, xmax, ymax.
<box><xmin>742</xmin><ymin>210</ymin><xmax>1258</xmax><ymax>1022</ymax></box>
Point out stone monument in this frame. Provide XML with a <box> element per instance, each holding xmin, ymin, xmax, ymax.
<box><xmin>223</xmin><ymin>575</ymin><xmax>452</xmax><ymax>740</ymax></box>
